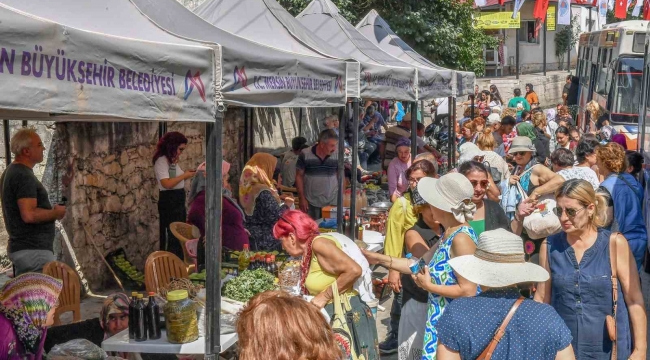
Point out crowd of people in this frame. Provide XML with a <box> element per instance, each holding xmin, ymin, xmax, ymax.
<box><xmin>2</xmin><ymin>81</ymin><xmax>650</xmax><ymax>360</ymax></box>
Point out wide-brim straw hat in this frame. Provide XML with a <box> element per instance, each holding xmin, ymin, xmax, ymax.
<box><xmin>402</xmin><ymin>112</ymin><xmax>412</xmax><ymax>122</ymax></box>
<box><xmin>417</xmin><ymin>173</ymin><xmax>473</xmax><ymax>213</ymax></box>
<box><xmin>449</xmin><ymin>229</ymin><xmax>549</xmax><ymax>287</ymax></box>
<box><xmin>507</xmin><ymin>136</ymin><xmax>536</xmax><ymax>155</ymax></box>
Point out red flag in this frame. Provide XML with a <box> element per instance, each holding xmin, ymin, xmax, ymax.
<box><xmin>644</xmin><ymin>0</ymin><xmax>650</xmax><ymax>19</ymax></box>
<box><xmin>533</xmin><ymin>0</ymin><xmax>550</xmax><ymax>21</ymax></box>
<box><xmin>499</xmin><ymin>0</ymin><xmax>506</xmax><ymax>5</ymax></box>
<box><xmin>615</xmin><ymin>0</ymin><xmax>629</xmax><ymax>18</ymax></box>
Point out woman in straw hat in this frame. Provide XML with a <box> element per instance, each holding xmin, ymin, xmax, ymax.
<box><xmin>535</xmin><ymin>179</ymin><xmax>647</xmax><ymax>360</ymax></box>
<box><xmin>363</xmin><ymin>173</ymin><xmax>479</xmax><ymax>360</ymax></box>
<box><xmin>436</xmin><ymin>229</ymin><xmax>575</xmax><ymax>360</ymax></box>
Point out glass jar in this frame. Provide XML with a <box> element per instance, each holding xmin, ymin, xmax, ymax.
<box><xmin>164</xmin><ymin>290</ymin><xmax>199</xmax><ymax>343</ymax></box>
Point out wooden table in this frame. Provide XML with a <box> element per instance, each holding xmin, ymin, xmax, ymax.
<box><xmin>102</xmin><ymin>329</ymin><xmax>237</xmax><ymax>354</ymax></box>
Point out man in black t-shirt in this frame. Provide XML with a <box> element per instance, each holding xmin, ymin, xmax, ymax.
<box><xmin>1</xmin><ymin>129</ymin><xmax>66</xmax><ymax>275</ymax></box>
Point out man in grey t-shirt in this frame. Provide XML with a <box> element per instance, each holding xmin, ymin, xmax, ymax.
<box><xmin>0</xmin><ymin>129</ymin><xmax>66</xmax><ymax>275</ymax></box>
<box><xmin>296</xmin><ymin>129</ymin><xmax>339</xmax><ymax>220</ymax></box>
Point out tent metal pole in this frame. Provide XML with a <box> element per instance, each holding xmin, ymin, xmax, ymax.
<box><xmin>543</xmin><ymin>22</ymin><xmax>547</xmax><ymax>76</ymax></box>
<box><xmin>411</xmin><ymin>101</ymin><xmax>418</xmax><ymax>157</ymax></box>
<box><xmin>447</xmin><ymin>97</ymin><xmax>456</xmax><ymax>171</ymax></box>
<box><xmin>3</xmin><ymin>120</ymin><xmax>10</xmax><ymax>167</ymax></box>
<box><xmin>350</xmin><ymin>99</ymin><xmax>360</xmax><ymax>238</ymax></box>
<box><xmin>470</xmin><ymin>95</ymin><xmax>475</xmax><ymax>120</ymax></box>
<box><xmin>204</xmin><ymin>113</ymin><xmax>224</xmax><ymax>357</ymax></box>
<box><xmin>298</xmin><ymin>108</ymin><xmax>304</xmax><ymax>137</ymax></box>
<box><xmin>337</xmin><ymin>105</ymin><xmax>346</xmax><ymax>233</ymax></box>
<box><xmin>158</xmin><ymin>123</ymin><xmax>166</xmax><ymax>140</ymax></box>
<box><xmin>516</xmin><ymin>29</ymin><xmax>520</xmax><ymax>80</ymax></box>
<box><xmin>243</xmin><ymin>108</ymin><xmax>249</xmax><ymax>162</ymax></box>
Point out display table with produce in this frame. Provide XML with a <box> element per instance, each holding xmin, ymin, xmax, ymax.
<box><xmin>102</xmin><ymin>329</ymin><xmax>238</xmax><ymax>354</ymax></box>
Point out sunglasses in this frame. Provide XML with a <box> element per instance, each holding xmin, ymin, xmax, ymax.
<box><xmin>470</xmin><ymin>180</ymin><xmax>490</xmax><ymax>189</ymax></box>
<box><xmin>512</xmin><ymin>151</ymin><xmax>528</xmax><ymax>157</ymax></box>
<box><xmin>553</xmin><ymin>207</ymin><xmax>586</xmax><ymax>218</ymax></box>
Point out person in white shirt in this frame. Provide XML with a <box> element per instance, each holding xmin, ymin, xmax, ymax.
<box><xmin>153</xmin><ymin>131</ymin><xmax>196</xmax><ymax>259</ymax></box>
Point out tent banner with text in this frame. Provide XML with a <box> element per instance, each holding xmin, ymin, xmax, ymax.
<box><xmin>474</xmin><ymin>12</ymin><xmax>521</xmax><ymax>29</ymax></box>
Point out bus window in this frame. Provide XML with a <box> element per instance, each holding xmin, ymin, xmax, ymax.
<box><xmin>611</xmin><ymin>57</ymin><xmax>643</xmax><ymax>122</ymax></box>
<box><xmin>633</xmin><ymin>33</ymin><xmax>645</xmax><ymax>53</ymax></box>
<box><xmin>595</xmin><ymin>68</ymin><xmax>610</xmax><ymax>95</ymax></box>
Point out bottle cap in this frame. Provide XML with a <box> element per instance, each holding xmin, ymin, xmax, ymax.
<box><xmin>137</xmin><ymin>294</ymin><xmax>143</xmax><ymax>299</ymax></box>
<box><xmin>405</xmin><ymin>253</ymin><xmax>413</xmax><ymax>259</ymax></box>
<box><xmin>132</xmin><ymin>292</ymin><xmax>138</xmax><ymax>296</ymax></box>
<box><xmin>167</xmin><ymin>290</ymin><xmax>189</xmax><ymax>301</ymax></box>
<box><xmin>148</xmin><ymin>292</ymin><xmax>155</xmax><ymax>296</ymax></box>
<box><xmin>243</xmin><ymin>244</ymin><xmax>249</xmax><ymax>250</ymax></box>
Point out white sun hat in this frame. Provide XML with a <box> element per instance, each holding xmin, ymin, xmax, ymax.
<box><xmin>448</xmin><ymin>228</ymin><xmax>549</xmax><ymax>287</ymax></box>
<box><xmin>417</xmin><ymin>173</ymin><xmax>476</xmax><ymax>222</ymax></box>
<box><xmin>458</xmin><ymin>142</ymin><xmax>486</xmax><ymax>165</ymax></box>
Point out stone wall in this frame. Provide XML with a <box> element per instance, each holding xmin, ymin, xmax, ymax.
<box><xmin>476</xmin><ymin>71</ymin><xmax>568</xmax><ymax>109</ymax></box>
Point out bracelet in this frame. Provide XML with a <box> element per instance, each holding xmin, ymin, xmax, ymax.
<box><xmin>388</xmin><ymin>255</ymin><xmax>393</xmax><ymax>270</ymax></box>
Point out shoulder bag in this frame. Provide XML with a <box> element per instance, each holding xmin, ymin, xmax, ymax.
<box><xmin>329</xmin><ymin>282</ymin><xmax>364</xmax><ymax>360</ymax></box>
<box><xmin>477</xmin><ymin>297</ymin><xmax>525</xmax><ymax>360</ymax></box>
<box><xmin>606</xmin><ymin>232</ymin><xmax>620</xmax><ymax>359</ymax></box>
<box><xmin>515</xmin><ymin>166</ymin><xmax>561</xmax><ymax>239</ymax></box>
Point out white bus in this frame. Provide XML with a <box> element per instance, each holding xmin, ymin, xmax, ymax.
<box><xmin>576</xmin><ymin>20</ymin><xmax>647</xmax><ymax>149</ymax></box>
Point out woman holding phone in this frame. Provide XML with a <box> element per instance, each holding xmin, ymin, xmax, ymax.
<box><xmin>363</xmin><ymin>173</ymin><xmax>479</xmax><ymax>360</ymax></box>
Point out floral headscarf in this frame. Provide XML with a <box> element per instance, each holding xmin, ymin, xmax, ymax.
<box><xmin>0</xmin><ymin>273</ymin><xmax>62</xmax><ymax>354</ymax></box>
<box><xmin>99</xmin><ymin>293</ymin><xmax>130</xmax><ymax>338</ymax></box>
<box><xmin>239</xmin><ymin>153</ymin><xmax>280</xmax><ymax>216</ymax></box>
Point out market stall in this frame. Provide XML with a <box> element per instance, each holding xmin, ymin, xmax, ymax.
<box><xmin>0</xmin><ymin>0</ymin><xmax>230</xmax><ymax>356</ymax></box>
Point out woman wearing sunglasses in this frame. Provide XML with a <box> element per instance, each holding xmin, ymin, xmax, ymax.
<box><xmin>535</xmin><ymin>179</ymin><xmax>647</xmax><ymax>360</ymax></box>
<box><xmin>459</xmin><ymin>161</ymin><xmax>532</xmax><ymax>238</ymax></box>
<box><xmin>508</xmin><ymin>136</ymin><xmax>564</xmax><ymax>262</ymax></box>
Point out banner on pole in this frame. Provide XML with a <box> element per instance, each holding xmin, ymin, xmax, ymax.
<box><xmin>558</xmin><ymin>0</ymin><xmax>572</xmax><ymax>25</ymax></box>
<box><xmin>547</xmin><ymin>6</ymin><xmax>556</xmax><ymax>30</ymax></box>
<box><xmin>513</xmin><ymin>0</ymin><xmax>526</xmax><ymax>18</ymax></box>
<box><xmin>475</xmin><ymin>11</ymin><xmax>521</xmax><ymax>29</ymax></box>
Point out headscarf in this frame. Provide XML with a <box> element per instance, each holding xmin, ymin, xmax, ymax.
<box><xmin>239</xmin><ymin>153</ymin><xmax>280</xmax><ymax>216</ymax></box>
<box><xmin>0</xmin><ymin>273</ymin><xmax>62</xmax><ymax>354</ymax></box>
<box><xmin>516</xmin><ymin>123</ymin><xmax>536</xmax><ymax>142</ymax></box>
<box><xmin>612</xmin><ymin>134</ymin><xmax>628</xmax><ymax>150</ymax></box>
<box><xmin>189</xmin><ymin>161</ymin><xmax>232</xmax><ymax>204</ymax></box>
<box><xmin>395</xmin><ymin>137</ymin><xmax>411</xmax><ymax>149</ymax></box>
<box><xmin>99</xmin><ymin>293</ymin><xmax>130</xmax><ymax>338</ymax></box>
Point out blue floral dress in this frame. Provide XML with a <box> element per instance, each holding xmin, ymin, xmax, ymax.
<box><xmin>422</xmin><ymin>226</ymin><xmax>479</xmax><ymax>360</ymax></box>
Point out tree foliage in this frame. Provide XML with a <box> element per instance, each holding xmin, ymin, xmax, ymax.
<box><xmin>278</xmin><ymin>0</ymin><xmax>496</xmax><ymax>76</ymax></box>
<box><xmin>554</xmin><ymin>16</ymin><xmax>581</xmax><ymax>69</ymax></box>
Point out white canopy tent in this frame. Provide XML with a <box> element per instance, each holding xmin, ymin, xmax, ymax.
<box><xmin>296</xmin><ymin>0</ymin><xmax>454</xmax><ymax>101</ymax></box>
<box><xmin>356</xmin><ymin>9</ymin><xmax>476</xmax><ymax>97</ymax></box>
<box><xmin>194</xmin><ymin>0</ymin><xmax>420</xmax><ymax>101</ymax></box>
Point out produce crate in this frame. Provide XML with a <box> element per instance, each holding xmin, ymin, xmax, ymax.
<box><xmin>105</xmin><ymin>248</ymin><xmax>145</xmax><ymax>291</ymax></box>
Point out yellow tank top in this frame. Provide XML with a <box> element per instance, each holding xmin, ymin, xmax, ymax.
<box><xmin>305</xmin><ymin>235</ymin><xmax>341</xmax><ymax>296</ymax></box>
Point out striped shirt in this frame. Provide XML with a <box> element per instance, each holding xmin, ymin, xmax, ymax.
<box><xmin>296</xmin><ymin>145</ymin><xmax>339</xmax><ymax>208</ymax></box>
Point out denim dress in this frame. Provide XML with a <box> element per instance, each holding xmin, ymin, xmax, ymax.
<box><xmin>547</xmin><ymin>228</ymin><xmax>631</xmax><ymax>359</ymax></box>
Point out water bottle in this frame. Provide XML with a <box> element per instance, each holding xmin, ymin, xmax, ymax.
<box><xmin>406</xmin><ymin>253</ymin><xmax>421</xmax><ymax>274</ymax></box>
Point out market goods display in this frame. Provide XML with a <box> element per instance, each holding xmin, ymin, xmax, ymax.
<box><xmin>221</xmin><ymin>268</ymin><xmax>276</xmax><ymax>302</ymax></box>
<box><xmin>164</xmin><ymin>290</ymin><xmax>199</xmax><ymax>344</ymax></box>
<box><xmin>278</xmin><ymin>258</ymin><xmax>301</xmax><ymax>295</ymax></box>
<box><xmin>106</xmin><ymin>249</ymin><xmax>145</xmax><ymax>289</ymax></box>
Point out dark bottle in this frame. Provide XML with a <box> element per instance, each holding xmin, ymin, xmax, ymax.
<box><xmin>134</xmin><ymin>294</ymin><xmax>148</xmax><ymax>342</ymax></box>
<box><xmin>270</xmin><ymin>255</ymin><xmax>278</xmax><ymax>276</ymax></box>
<box><xmin>145</xmin><ymin>292</ymin><xmax>161</xmax><ymax>340</ymax></box>
<box><xmin>357</xmin><ymin>217</ymin><xmax>364</xmax><ymax>241</ymax></box>
<box><xmin>266</xmin><ymin>256</ymin><xmax>273</xmax><ymax>273</ymax></box>
<box><xmin>128</xmin><ymin>292</ymin><xmax>137</xmax><ymax>340</ymax></box>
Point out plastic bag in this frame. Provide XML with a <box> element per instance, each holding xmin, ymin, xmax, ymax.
<box><xmin>48</xmin><ymin>339</ymin><xmax>107</xmax><ymax>360</ymax></box>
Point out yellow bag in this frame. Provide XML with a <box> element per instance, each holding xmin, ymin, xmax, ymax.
<box><xmin>329</xmin><ymin>283</ymin><xmax>365</xmax><ymax>360</ymax></box>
